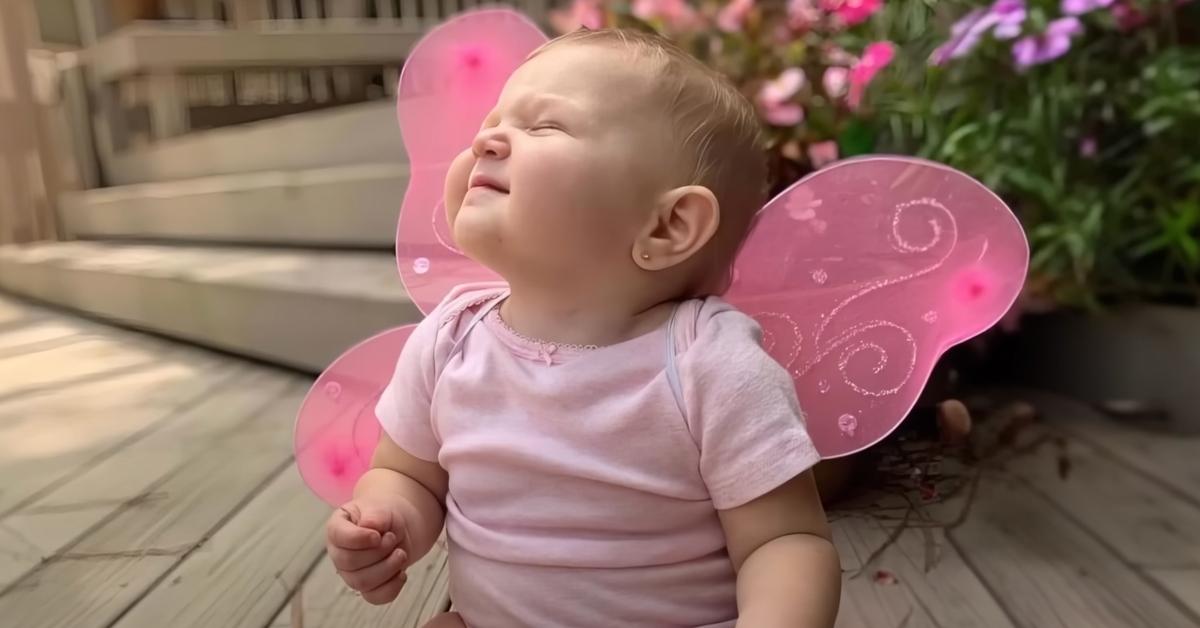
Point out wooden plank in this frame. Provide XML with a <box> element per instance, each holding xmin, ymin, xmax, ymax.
<box><xmin>0</xmin><ymin>320</ymin><xmax>85</xmax><ymax>358</ymax></box>
<box><xmin>269</xmin><ymin>542</ymin><xmax>450</xmax><ymax>627</ymax></box>
<box><xmin>399</xmin><ymin>0</ymin><xmax>420</xmax><ymax>28</ymax></box>
<box><xmin>1008</xmin><ymin>431</ymin><xmax>1200</xmax><ymax>570</ymax></box>
<box><xmin>196</xmin><ymin>0</ymin><xmax>218</xmax><ymax>20</ymax></box>
<box><xmin>0</xmin><ymin>383</ymin><xmax>308</xmax><ymax>628</ymax></box>
<box><xmin>0</xmin><ymin>337</ymin><xmax>164</xmax><ymax>400</ymax></box>
<box><xmin>946</xmin><ymin>473</ymin><xmax>1199</xmax><ymax>628</ymax></box>
<box><xmin>327</xmin><ymin>0</ymin><xmax>365</xmax><ymax>18</ymax></box>
<box><xmin>0</xmin><ymin>295</ymin><xmax>35</xmax><ymax>326</ymax></box>
<box><xmin>0</xmin><ymin>368</ymin><xmax>296</xmax><ymax>591</ymax></box>
<box><xmin>301</xmin><ymin>0</ymin><xmax>324</xmax><ymax>19</ymax></box>
<box><xmin>375</xmin><ymin>0</ymin><xmax>397</xmax><ymax>19</ymax></box>
<box><xmin>110</xmin><ymin>465</ymin><xmax>329</xmax><ymax>628</ymax></box>
<box><xmin>832</xmin><ymin>514</ymin><xmax>1015</xmax><ymax>628</ymax></box>
<box><xmin>277</xmin><ymin>0</ymin><xmax>299</xmax><ymax>19</ymax></box>
<box><xmin>0</xmin><ymin>349</ymin><xmax>219</xmax><ymax>424</ymax></box>
<box><xmin>1028</xmin><ymin>391</ymin><xmax>1200</xmax><ymax>506</ymax></box>
<box><xmin>1146</xmin><ymin>569</ymin><xmax>1200</xmax><ymax>618</ymax></box>
<box><xmin>229</xmin><ymin>0</ymin><xmax>268</xmax><ymax>24</ymax></box>
<box><xmin>0</xmin><ymin>360</ymin><xmax>231</xmax><ymax>516</ymax></box>
<box><xmin>422</xmin><ymin>0</ymin><xmax>439</xmax><ymax>25</ymax></box>
<box><xmin>0</xmin><ymin>317</ymin><xmax>82</xmax><ymax>349</ymax></box>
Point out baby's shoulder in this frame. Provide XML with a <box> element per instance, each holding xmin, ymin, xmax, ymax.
<box><xmin>674</xmin><ymin>295</ymin><xmax>791</xmax><ymax>388</ymax></box>
<box><xmin>675</xmin><ymin>295</ymin><xmax>764</xmax><ymax>354</ymax></box>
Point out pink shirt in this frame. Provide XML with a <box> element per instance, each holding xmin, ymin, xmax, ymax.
<box><xmin>376</xmin><ymin>284</ymin><xmax>820</xmax><ymax>627</ymax></box>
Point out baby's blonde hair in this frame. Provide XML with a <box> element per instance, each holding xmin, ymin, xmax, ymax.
<box><xmin>530</xmin><ymin>28</ymin><xmax>767</xmax><ymax>265</ymax></box>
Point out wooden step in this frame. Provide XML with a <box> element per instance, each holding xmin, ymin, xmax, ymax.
<box><xmin>0</xmin><ymin>241</ymin><xmax>419</xmax><ymax>371</ymax></box>
<box><xmin>61</xmin><ymin>163</ymin><xmax>407</xmax><ymax>247</ymax></box>
<box><xmin>103</xmin><ymin>100</ymin><xmax>401</xmax><ymax>185</ymax></box>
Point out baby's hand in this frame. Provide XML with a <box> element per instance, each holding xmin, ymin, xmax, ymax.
<box><xmin>326</xmin><ymin>500</ymin><xmax>410</xmax><ymax>604</ymax></box>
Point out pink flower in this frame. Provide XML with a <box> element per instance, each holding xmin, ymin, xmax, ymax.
<box><xmin>1079</xmin><ymin>136</ymin><xmax>1098</xmax><ymax>157</ymax></box>
<box><xmin>757</xmin><ymin>68</ymin><xmax>806</xmax><ymax>126</ymax></box>
<box><xmin>787</xmin><ymin>0</ymin><xmax>822</xmax><ymax>30</ymax></box>
<box><xmin>847</xmin><ymin>41</ymin><xmax>895</xmax><ymax>109</ymax></box>
<box><xmin>633</xmin><ymin>0</ymin><xmax>701</xmax><ymax>31</ymax></box>
<box><xmin>823</xmin><ymin>66</ymin><xmax>849</xmax><ymax>98</ymax></box>
<box><xmin>549</xmin><ymin>0</ymin><xmax>605</xmax><ymax>33</ymax></box>
<box><xmin>808</xmin><ymin>141</ymin><xmax>840</xmax><ymax>168</ymax></box>
<box><xmin>822</xmin><ymin>0</ymin><xmax>884</xmax><ymax>26</ymax></box>
<box><xmin>824</xmin><ymin>44</ymin><xmax>857</xmax><ymax>66</ymax></box>
<box><xmin>717</xmin><ymin>0</ymin><xmax>755</xmax><ymax>33</ymax></box>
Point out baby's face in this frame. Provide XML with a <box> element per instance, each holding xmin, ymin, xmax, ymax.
<box><xmin>444</xmin><ymin>44</ymin><xmax>674</xmax><ymax>290</ymax></box>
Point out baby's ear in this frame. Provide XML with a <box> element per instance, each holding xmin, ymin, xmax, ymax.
<box><xmin>633</xmin><ymin>186</ymin><xmax>720</xmax><ymax>271</ymax></box>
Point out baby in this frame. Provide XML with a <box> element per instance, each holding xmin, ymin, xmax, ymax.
<box><xmin>324</xmin><ymin>28</ymin><xmax>841</xmax><ymax>628</ymax></box>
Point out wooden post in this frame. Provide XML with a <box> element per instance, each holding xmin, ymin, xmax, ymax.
<box><xmin>145</xmin><ymin>72</ymin><xmax>190</xmax><ymax>139</ymax></box>
<box><xmin>0</xmin><ymin>0</ymin><xmax>61</xmax><ymax>244</ymax></box>
<box><xmin>229</xmin><ymin>0</ymin><xmax>269</xmax><ymax>26</ymax></box>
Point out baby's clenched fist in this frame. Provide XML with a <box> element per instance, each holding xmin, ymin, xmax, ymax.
<box><xmin>326</xmin><ymin>500</ymin><xmax>410</xmax><ymax>605</ymax></box>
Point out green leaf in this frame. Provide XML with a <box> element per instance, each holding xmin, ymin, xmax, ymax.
<box><xmin>1179</xmin><ymin>236</ymin><xmax>1200</xmax><ymax>268</ymax></box>
<box><xmin>837</xmin><ymin>119</ymin><xmax>876</xmax><ymax>157</ymax></box>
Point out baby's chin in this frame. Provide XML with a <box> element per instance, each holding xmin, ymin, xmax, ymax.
<box><xmin>450</xmin><ymin>219</ymin><xmax>508</xmax><ymax>274</ymax></box>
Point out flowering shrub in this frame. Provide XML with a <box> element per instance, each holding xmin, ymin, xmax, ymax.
<box><xmin>549</xmin><ymin>0</ymin><xmax>901</xmax><ymax>193</ymax></box>
<box><xmin>877</xmin><ymin>0</ymin><xmax>1199</xmax><ymax>310</ymax></box>
<box><xmin>548</xmin><ymin>0</ymin><xmax>1199</xmax><ymax>310</ymax></box>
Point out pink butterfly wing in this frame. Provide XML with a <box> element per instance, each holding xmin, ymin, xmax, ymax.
<box><xmin>296</xmin><ymin>9</ymin><xmax>546</xmax><ymax>506</ymax></box>
<box><xmin>726</xmin><ymin>156</ymin><xmax>1029</xmax><ymax>458</ymax></box>
<box><xmin>295</xmin><ymin>326</ymin><xmax>415</xmax><ymax>507</ymax></box>
<box><xmin>395</xmin><ymin>9</ymin><xmax>547</xmax><ymax>315</ymax></box>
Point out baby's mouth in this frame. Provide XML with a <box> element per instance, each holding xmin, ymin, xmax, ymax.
<box><xmin>469</xmin><ymin>174</ymin><xmax>509</xmax><ymax>193</ymax></box>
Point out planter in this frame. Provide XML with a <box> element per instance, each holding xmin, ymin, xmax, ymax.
<box><xmin>998</xmin><ymin>303</ymin><xmax>1200</xmax><ymax>434</ymax></box>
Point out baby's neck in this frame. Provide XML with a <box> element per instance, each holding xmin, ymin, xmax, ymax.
<box><xmin>498</xmin><ymin>289</ymin><xmax>677</xmax><ymax>349</ymax></box>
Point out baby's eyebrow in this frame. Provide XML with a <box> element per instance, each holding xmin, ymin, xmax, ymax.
<box><xmin>512</xmin><ymin>93</ymin><xmax>583</xmax><ymax>115</ymax></box>
<box><xmin>482</xmin><ymin>93</ymin><xmax>587</xmax><ymax>129</ymax></box>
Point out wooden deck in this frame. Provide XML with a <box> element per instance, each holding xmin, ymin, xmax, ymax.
<box><xmin>1</xmin><ymin>293</ymin><xmax>1197</xmax><ymax>628</ymax></box>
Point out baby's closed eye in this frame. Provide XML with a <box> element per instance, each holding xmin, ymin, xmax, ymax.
<box><xmin>528</xmin><ymin>121</ymin><xmax>566</xmax><ymax>134</ymax></box>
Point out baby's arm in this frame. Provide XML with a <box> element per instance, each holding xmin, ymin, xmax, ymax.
<box><xmin>718</xmin><ymin>470</ymin><xmax>840</xmax><ymax>628</ymax></box>
<box><xmin>357</xmin><ymin>433</ymin><xmax>448</xmax><ymax>565</ymax></box>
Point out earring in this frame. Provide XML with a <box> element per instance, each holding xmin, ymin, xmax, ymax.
<box><xmin>641</xmin><ymin>252</ymin><xmax>651</xmax><ymax>261</ymax></box>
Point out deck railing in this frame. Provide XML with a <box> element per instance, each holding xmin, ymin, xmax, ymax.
<box><xmin>85</xmin><ymin>0</ymin><xmax>555</xmax><ymax>154</ymax></box>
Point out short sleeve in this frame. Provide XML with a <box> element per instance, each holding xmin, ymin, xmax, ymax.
<box><xmin>374</xmin><ymin>282</ymin><xmax>507</xmax><ymax>462</ymax></box>
<box><xmin>374</xmin><ymin>310</ymin><xmax>443</xmax><ymax>462</ymax></box>
<box><xmin>678</xmin><ymin>301</ymin><xmax>821</xmax><ymax>510</ymax></box>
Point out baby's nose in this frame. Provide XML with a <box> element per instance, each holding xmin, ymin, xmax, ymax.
<box><xmin>472</xmin><ymin>128</ymin><xmax>510</xmax><ymax>159</ymax></box>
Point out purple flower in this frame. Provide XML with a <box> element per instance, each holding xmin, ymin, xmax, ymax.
<box><xmin>930</xmin><ymin>0</ymin><xmax>1027</xmax><ymax>65</ymax></box>
<box><xmin>991</xmin><ymin>0</ymin><xmax>1027</xmax><ymax>39</ymax></box>
<box><xmin>1012</xmin><ymin>17</ymin><xmax>1084</xmax><ymax>70</ymax></box>
<box><xmin>930</xmin><ymin>9</ymin><xmax>989</xmax><ymax>64</ymax></box>
<box><xmin>1062</xmin><ymin>0</ymin><xmax>1114</xmax><ymax>15</ymax></box>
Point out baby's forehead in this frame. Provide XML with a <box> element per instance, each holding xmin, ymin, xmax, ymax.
<box><xmin>506</xmin><ymin>44</ymin><xmax>664</xmax><ymax>110</ymax></box>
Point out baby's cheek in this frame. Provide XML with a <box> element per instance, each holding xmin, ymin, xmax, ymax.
<box><xmin>443</xmin><ymin>150</ymin><xmax>474</xmax><ymax>217</ymax></box>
